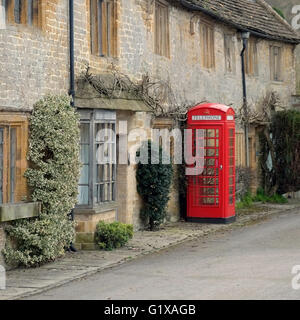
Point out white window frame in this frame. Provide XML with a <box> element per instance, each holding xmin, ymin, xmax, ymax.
<box><xmin>77</xmin><ymin>109</ymin><xmax>117</xmax><ymax>208</ymax></box>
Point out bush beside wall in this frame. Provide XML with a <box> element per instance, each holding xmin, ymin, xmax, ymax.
<box><xmin>95</xmin><ymin>221</ymin><xmax>133</xmax><ymax>251</ymax></box>
<box><xmin>3</xmin><ymin>95</ymin><xmax>81</xmax><ymax>267</ymax></box>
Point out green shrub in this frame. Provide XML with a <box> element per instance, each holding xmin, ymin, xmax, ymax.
<box><xmin>260</xmin><ymin>109</ymin><xmax>300</xmax><ymax>195</ymax></box>
<box><xmin>252</xmin><ymin>188</ymin><xmax>288</xmax><ymax>204</ymax></box>
<box><xmin>266</xmin><ymin>194</ymin><xmax>288</xmax><ymax>204</ymax></box>
<box><xmin>3</xmin><ymin>95</ymin><xmax>81</xmax><ymax>267</ymax></box>
<box><xmin>95</xmin><ymin>221</ymin><xmax>133</xmax><ymax>251</ymax></box>
<box><xmin>3</xmin><ymin>214</ymin><xmax>75</xmax><ymax>267</ymax></box>
<box><xmin>252</xmin><ymin>187</ymin><xmax>269</xmax><ymax>203</ymax></box>
<box><xmin>237</xmin><ymin>188</ymin><xmax>288</xmax><ymax>210</ymax></box>
<box><xmin>236</xmin><ymin>192</ymin><xmax>253</xmax><ymax>209</ymax></box>
<box><xmin>136</xmin><ymin>140</ymin><xmax>173</xmax><ymax>231</ymax></box>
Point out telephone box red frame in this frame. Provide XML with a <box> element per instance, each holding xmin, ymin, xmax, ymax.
<box><xmin>186</xmin><ymin>103</ymin><xmax>236</xmax><ymax>224</ymax></box>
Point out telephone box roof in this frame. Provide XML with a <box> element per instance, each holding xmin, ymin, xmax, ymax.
<box><xmin>189</xmin><ymin>103</ymin><xmax>234</xmax><ymax>114</ymax></box>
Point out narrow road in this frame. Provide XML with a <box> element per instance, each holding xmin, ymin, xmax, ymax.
<box><xmin>26</xmin><ymin>209</ymin><xmax>300</xmax><ymax>300</ymax></box>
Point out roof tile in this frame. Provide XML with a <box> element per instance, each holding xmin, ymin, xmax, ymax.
<box><xmin>178</xmin><ymin>0</ymin><xmax>300</xmax><ymax>43</ymax></box>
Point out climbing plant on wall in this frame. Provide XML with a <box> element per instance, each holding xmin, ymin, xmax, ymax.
<box><xmin>260</xmin><ymin>110</ymin><xmax>300</xmax><ymax>194</ymax></box>
<box><xmin>3</xmin><ymin>95</ymin><xmax>81</xmax><ymax>267</ymax></box>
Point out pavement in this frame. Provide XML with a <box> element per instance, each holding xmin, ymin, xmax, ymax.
<box><xmin>0</xmin><ymin>201</ymin><xmax>300</xmax><ymax>300</ymax></box>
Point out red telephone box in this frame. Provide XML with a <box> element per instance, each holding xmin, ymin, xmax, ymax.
<box><xmin>186</xmin><ymin>103</ymin><xmax>236</xmax><ymax>224</ymax></box>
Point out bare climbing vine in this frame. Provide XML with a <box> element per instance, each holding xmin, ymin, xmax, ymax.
<box><xmin>236</xmin><ymin>91</ymin><xmax>283</xmax><ymax>127</ymax></box>
<box><xmin>81</xmin><ymin>64</ymin><xmax>196</xmax><ymax>121</ymax></box>
<box><xmin>237</xmin><ymin>91</ymin><xmax>285</xmax><ymax>195</ymax></box>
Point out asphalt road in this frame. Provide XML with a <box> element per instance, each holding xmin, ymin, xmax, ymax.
<box><xmin>25</xmin><ymin>209</ymin><xmax>300</xmax><ymax>300</ymax></box>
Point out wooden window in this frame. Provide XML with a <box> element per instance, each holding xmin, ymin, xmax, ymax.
<box><xmin>270</xmin><ymin>46</ymin><xmax>282</xmax><ymax>81</ymax></box>
<box><xmin>90</xmin><ymin>0</ymin><xmax>117</xmax><ymax>57</ymax></box>
<box><xmin>0</xmin><ymin>128</ymin><xmax>3</xmax><ymax>204</ymax></box>
<box><xmin>0</xmin><ymin>116</ymin><xmax>28</xmax><ymax>205</ymax></box>
<box><xmin>200</xmin><ymin>21</ymin><xmax>215</xmax><ymax>69</ymax></box>
<box><xmin>235</xmin><ymin>131</ymin><xmax>245</xmax><ymax>167</ymax></box>
<box><xmin>245</xmin><ymin>38</ymin><xmax>258</xmax><ymax>76</ymax></box>
<box><xmin>154</xmin><ymin>0</ymin><xmax>170</xmax><ymax>57</ymax></box>
<box><xmin>224</xmin><ymin>34</ymin><xmax>235</xmax><ymax>73</ymax></box>
<box><xmin>78</xmin><ymin>110</ymin><xmax>116</xmax><ymax>207</ymax></box>
<box><xmin>4</xmin><ymin>0</ymin><xmax>41</xmax><ymax>27</ymax></box>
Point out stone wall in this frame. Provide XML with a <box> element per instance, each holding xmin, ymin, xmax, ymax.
<box><xmin>0</xmin><ymin>225</ymin><xmax>5</xmax><ymax>267</ymax></box>
<box><xmin>119</xmin><ymin>0</ymin><xmax>296</xmax><ymax>111</ymax></box>
<box><xmin>0</xmin><ymin>0</ymin><xmax>297</xmax><ymax>233</ymax></box>
<box><xmin>0</xmin><ymin>0</ymin><xmax>296</xmax><ymax>112</ymax></box>
<box><xmin>75</xmin><ymin>210</ymin><xmax>116</xmax><ymax>250</ymax></box>
<box><xmin>266</xmin><ymin>0</ymin><xmax>300</xmax><ymax>94</ymax></box>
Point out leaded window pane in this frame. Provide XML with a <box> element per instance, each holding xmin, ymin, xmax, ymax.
<box><xmin>94</xmin><ymin>119</ymin><xmax>116</xmax><ymax>204</ymax></box>
<box><xmin>78</xmin><ymin>110</ymin><xmax>116</xmax><ymax>207</ymax></box>
<box><xmin>78</xmin><ymin>123</ymin><xmax>90</xmax><ymax>205</ymax></box>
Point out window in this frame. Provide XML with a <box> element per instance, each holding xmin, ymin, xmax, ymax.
<box><xmin>228</xmin><ymin>128</ymin><xmax>235</xmax><ymax>205</ymax></box>
<box><xmin>0</xmin><ymin>1</ymin><xmax>5</xmax><ymax>29</ymax></box>
<box><xmin>0</xmin><ymin>128</ymin><xmax>3</xmax><ymax>204</ymax></box>
<box><xmin>4</xmin><ymin>0</ymin><xmax>41</xmax><ymax>27</ymax></box>
<box><xmin>90</xmin><ymin>0</ymin><xmax>117</xmax><ymax>57</ymax></box>
<box><xmin>0</xmin><ymin>116</ymin><xmax>28</xmax><ymax>205</ymax></box>
<box><xmin>78</xmin><ymin>110</ymin><xmax>116</xmax><ymax>207</ymax></box>
<box><xmin>200</xmin><ymin>21</ymin><xmax>215</xmax><ymax>69</ymax></box>
<box><xmin>245</xmin><ymin>38</ymin><xmax>258</xmax><ymax>76</ymax></box>
<box><xmin>154</xmin><ymin>0</ymin><xmax>170</xmax><ymax>57</ymax></box>
<box><xmin>224</xmin><ymin>34</ymin><xmax>236</xmax><ymax>73</ymax></box>
<box><xmin>270</xmin><ymin>46</ymin><xmax>282</xmax><ymax>81</ymax></box>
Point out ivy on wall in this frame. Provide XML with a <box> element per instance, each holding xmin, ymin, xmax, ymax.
<box><xmin>3</xmin><ymin>95</ymin><xmax>81</xmax><ymax>267</ymax></box>
<box><xmin>260</xmin><ymin>109</ymin><xmax>300</xmax><ymax>195</ymax></box>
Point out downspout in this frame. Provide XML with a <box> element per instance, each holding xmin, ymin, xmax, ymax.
<box><xmin>69</xmin><ymin>0</ymin><xmax>75</xmax><ymax>107</ymax></box>
<box><xmin>240</xmin><ymin>32</ymin><xmax>250</xmax><ymax>167</ymax></box>
<box><xmin>67</xmin><ymin>0</ymin><xmax>77</xmax><ymax>253</ymax></box>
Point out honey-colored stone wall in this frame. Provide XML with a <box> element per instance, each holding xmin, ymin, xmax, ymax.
<box><xmin>0</xmin><ymin>0</ymin><xmax>297</xmax><ymax>235</ymax></box>
<box><xmin>75</xmin><ymin>210</ymin><xmax>116</xmax><ymax>250</ymax></box>
<box><xmin>0</xmin><ymin>1</ymin><xmax>296</xmax><ymax>111</ymax></box>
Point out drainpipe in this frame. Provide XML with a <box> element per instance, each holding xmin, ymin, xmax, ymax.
<box><xmin>240</xmin><ymin>31</ymin><xmax>250</xmax><ymax>167</ymax></box>
<box><xmin>67</xmin><ymin>0</ymin><xmax>77</xmax><ymax>253</ymax></box>
<box><xmin>69</xmin><ymin>0</ymin><xmax>75</xmax><ymax>107</ymax></box>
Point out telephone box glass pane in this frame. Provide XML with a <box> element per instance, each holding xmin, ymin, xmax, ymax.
<box><xmin>190</xmin><ymin>126</ymin><xmax>221</xmax><ymax>207</ymax></box>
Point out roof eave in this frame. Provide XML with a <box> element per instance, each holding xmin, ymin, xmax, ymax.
<box><xmin>179</xmin><ymin>0</ymin><xmax>300</xmax><ymax>45</ymax></box>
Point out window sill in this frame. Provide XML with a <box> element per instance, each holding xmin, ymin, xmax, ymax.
<box><xmin>90</xmin><ymin>54</ymin><xmax>119</xmax><ymax>61</ymax></box>
<box><xmin>154</xmin><ymin>52</ymin><xmax>170</xmax><ymax>60</ymax></box>
<box><xmin>75</xmin><ymin>202</ymin><xmax>118</xmax><ymax>215</ymax></box>
<box><xmin>270</xmin><ymin>80</ymin><xmax>284</xmax><ymax>85</ymax></box>
<box><xmin>0</xmin><ymin>202</ymin><xmax>41</xmax><ymax>223</ymax></box>
<box><xmin>224</xmin><ymin>72</ymin><xmax>236</xmax><ymax>78</ymax></box>
<box><xmin>201</xmin><ymin>66</ymin><xmax>216</xmax><ymax>73</ymax></box>
<box><xmin>3</xmin><ymin>23</ymin><xmax>42</xmax><ymax>34</ymax></box>
<box><xmin>246</xmin><ymin>74</ymin><xmax>259</xmax><ymax>79</ymax></box>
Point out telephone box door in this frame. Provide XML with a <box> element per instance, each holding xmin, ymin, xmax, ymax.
<box><xmin>187</xmin><ymin>125</ymin><xmax>224</xmax><ymax>219</ymax></box>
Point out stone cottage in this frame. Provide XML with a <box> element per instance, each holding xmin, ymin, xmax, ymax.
<box><xmin>0</xmin><ymin>0</ymin><xmax>299</xmax><ymax>255</ymax></box>
<box><xmin>265</xmin><ymin>0</ymin><xmax>300</xmax><ymax>107</ymax></box>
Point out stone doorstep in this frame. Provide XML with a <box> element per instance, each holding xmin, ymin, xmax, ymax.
<box><xmin>75</xmin><ymin>232</ymin><xmax>95</xmax><ymax>244</ymax></box>
<box><xmin>1</xmin><ymin>202</ymin><xmax>300</xmax><ymax>300</ymax></box>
